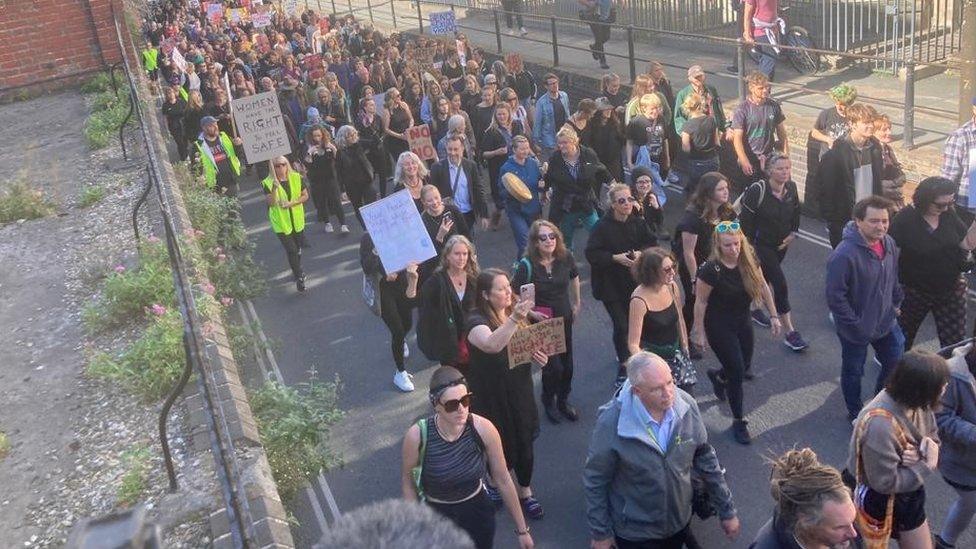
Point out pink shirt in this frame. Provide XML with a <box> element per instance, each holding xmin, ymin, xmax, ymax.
<box><xmin>745</xmin><ymin>0</ymin><xmax>778</xmax><ymax>36</ymax></box>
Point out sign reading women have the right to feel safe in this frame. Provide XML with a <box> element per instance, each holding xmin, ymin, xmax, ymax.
<box><xmin>360</xmin><ymin>190</ymin><xmax>436</xmax><ymax>274</ymax></box>
<box><xmin>230</xmin><ymin>91</ymin><xmax>292</xmax><ymax>164</ymax></box>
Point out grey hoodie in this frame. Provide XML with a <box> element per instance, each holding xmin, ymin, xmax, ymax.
<box><xmin>583</xmin><ymin>381</ymin><xmax>736</xmax><ymax>542</ymax></box>
<box><xmin>936</xmin><ymin>344</ymin><xmax>976</xmax><ymax>488</ymax></box>
<box><xmin>825</xmin><ymin>221</ymin><xmax>903</xmax><ymax>345</ymax></box>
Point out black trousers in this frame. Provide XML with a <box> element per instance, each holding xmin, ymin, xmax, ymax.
<box><xmin>827</xmin><ymin>219</ymin><xmax>847</xmax><ymax>249</ymax></box>
<box><xmin>276</xmin><ymin>231</ymin><xmax>305</xmax><ymax>281</ymax></box>
<box><xmin>705</xmin><ymin>312</ymin><xmax>753</xmax><ymax>420</ymax></box>
<box><xmin>309</xmin><ymin>176</ymin><xmax>346</xmax><ymax>225</ymax></box>
<box><xmin>589</xmin><ymin>21</ymin><xmax>611</xmax><ymax>63</ymax></box>
<box><xmin>615</xmin><ymin>522</ymin><xmax>700</xmax><ymax>549</ymax></box>
<box><xmin>541</xmin><ymin>317</ymin><xmax>574</xmax><ymax>403</ymax></box>
<box><xmin>428</xmin><ymin>490</ymin><xmax>495</xmax><ymax>549</ymax></box>
<box><xmin>379</xmin><ymin>283</ymin><xmax>413</xmax><ymax>370</ymax></box>
<box><xmin>754</xmin><ymin>243</ymin><xmax>791</xmax><ymax>315</ymax></box>
<box><xmin>346</xmin><ymin>182</ymin><xmax>378</xmax><ymax>229</ymax></box>
<box><xmin>602</xmin><ymin>300</ymin><xmax>630</xmax><ymax>364</ymax></box>
<box><xmin>501</xmin><ymin>0</ymin><xmax>524</xmax><ymax>28</ymax></box>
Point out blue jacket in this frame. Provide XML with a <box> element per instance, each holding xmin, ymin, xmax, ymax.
<box><xmin>532</xmin><ymin>91</ymin><xmax>570</xmax><ymax>149</ymax></box>
<box><xmin>825</xmin><ymin>222</ymin><xmax>903</xmax><ymax>345</ymax></box>
<box><xmin>583</xmin><ymin>380</ymin><xmax>736</xmax><ymax>542</ymax></box>
<box><xmin>499</xmin><ymin>155</ymin><xmax>543</xmax><ymax>217</ymax></box>
<box><xmin>936</xmin><ymin>344</ymin><xmax>976</xmax><ymax>488</ymax></box>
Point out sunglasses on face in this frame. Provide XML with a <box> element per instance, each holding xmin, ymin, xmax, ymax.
<box><xmin>615</xmin><ymin>196</ymin><xmax>637</xmax><ymax>205</ymax></box>
<box><xmin>537</xmin><ymin>233</ymin><xmax>557</xmax><ymax>242</ymax></box>
<box><xmin>440</xmin><ymin>393</ymin><xmax>473</xmax><ymax>412</ymax></box>
<box><xmin>716</xmin><ymin>221</ymin><xmax>741</xmax><ymax>233</ymax></box>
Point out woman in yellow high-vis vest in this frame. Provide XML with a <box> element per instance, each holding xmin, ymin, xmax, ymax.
<box><xmin>263</xmin><ymin>156</ymin><xmax>310</xmax><ymax>292</ymax></box>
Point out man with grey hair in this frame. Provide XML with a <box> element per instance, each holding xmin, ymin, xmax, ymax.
<box><xmin>314</xmin><ymin>498</ymin><xmax>475</xmax><ymax>549</ymax></box>
<box><xmin>583</xmin><ymin>352</ymin><xmax>740</xmax><ymax>548</ymax></box>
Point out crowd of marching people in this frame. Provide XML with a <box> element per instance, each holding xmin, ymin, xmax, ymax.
<box><xmin>141</xmin><ymin>0</ymin><xmax>976</xmax><ymax>547</ymax></box>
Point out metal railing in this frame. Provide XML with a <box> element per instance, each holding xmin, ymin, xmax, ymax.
<box><xmin>110</xmin><ymin>6</ymin><xmax>256</xmax><ymax>548</ymax></box>
<box><xmin>396</xmin><ymin>0</ymin><xmax>973</xmax><ymax>150</ymax></box>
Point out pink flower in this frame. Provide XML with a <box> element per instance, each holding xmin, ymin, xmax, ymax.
<box><xmin>149</xmin><ymin>303</ymin><xmax>167</xmax><ymax>316</ymax></box>
<box><xmin>216</xmin><ymin>253</ymin><xmax>227</xmax><ymax>263</ymax></box>
<box><xmin>220</xmin><ymin>296</ymin><xmax>234</xmax><ymax>307</ymax></box>
<box><xmin>147</xmin><ymin>235</ymin><xmax>160</xmax><ymax>243</ymax></box>
<box><xmin>114</xmin><ymin>265</ymin><xmax>126</xmax><ymax>274</ymax></box>
<box><xmin>194</xmin><ymin>229</ymin><xmax>205</xmax><ymax>238</ymax></box>
<box><xmin>201</xmin><ymin>282</ymin><xmax>215</xmax><ymax>295</ymax></box>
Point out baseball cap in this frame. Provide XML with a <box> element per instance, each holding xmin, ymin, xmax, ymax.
<box><xmin>687</xmin><ymin>65</ymin><xmax>705</xmax><ymax>79</ymax></box>
<box><xmin>200</xmin><ymin>115</ymin><xmax>218</xmax><ymax>128</ymax></box>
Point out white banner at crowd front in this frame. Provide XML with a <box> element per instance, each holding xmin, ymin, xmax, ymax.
<box><xmin>171</xmin><ymin>48</ymin><xmax>188</xmax><ymax>73</ymax></box>
<box><xmin>230</xmin><ymin>91</ymin><xmax>292</xmax><ymax>164</ymax></box>
<box><xmin>360</xmin><ymin>190</ymin><xmax>436</xmax><ymax>274</ymax></box>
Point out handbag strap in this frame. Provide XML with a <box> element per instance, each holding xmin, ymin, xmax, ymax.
<box><xmin>450</xmin><ymin>161</ymin><xmax>464</xmax><ymax>197</ymax></box>
<box><xmin>416</xmin><ymin>418</ymin><xmax>428</xmax><ymax>483</ymax></box>
<box><xmin>667</xmin><ymin>282</ymin><xmax>690</xmax><ymax>355</ymax></box>
<box><xmin>853</xmin><ymin>408</ymin><xmax>910</xmax><ymax>485</ymax></box>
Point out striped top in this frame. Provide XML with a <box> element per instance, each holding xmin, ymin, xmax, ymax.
<box><xmin>421</xmin><ymin>415</ymin><xmax>487</xmax><ymax>502</ymax></box>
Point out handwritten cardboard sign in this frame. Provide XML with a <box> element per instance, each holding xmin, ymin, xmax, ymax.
<box><xmin>360</xmin><ymin>190</ymin><xmax>437</xmax><ymax>273</ymax></box>
<box><xmin>206</xmin><ymin>3</ymin><xmax>223</xmax><ymax>22</ymax></box>
<box><xmin>231</xmin><ymin>91</ymin><xmax>292</xmax><ymax>164</ymax></box>
<box><xmin>406</xmin><ymin>124</ymin><xmax>436</xmax><ymax>161</ymax></box>
<box><xmin>507</xmin><ymin>317</ymin><xmax>567</xmax><ymax>368</ymax></box>
<box><xmin>171</xmin><ymin>47</ymin><xmax>188</xmax><ymax>73</ymax></box>
<box><xmin>429</xmin><ymin>11</ymin><xmax>457</xmax><ymax>35</ymax></box>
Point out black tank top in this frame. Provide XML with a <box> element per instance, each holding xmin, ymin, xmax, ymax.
<box><xmin>420</xmin><ymin>415</ymin><xmax>487</xmax><ymax>502</ymax></box>
<box><xmin>633</xmin><ymin>296</ymin><xmax>680</xmax><ymax>348</ymax></box>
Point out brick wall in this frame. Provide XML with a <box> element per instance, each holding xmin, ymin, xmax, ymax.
<box><xmin>0</xmin><ymin>0</ymin><xmax>122</xmax><ymax>91</ymax></box>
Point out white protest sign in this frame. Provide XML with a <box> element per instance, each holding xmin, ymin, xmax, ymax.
<box><xmin>360</xmin><ymin>190</ymin><xmax>436</xmax><ymax>274</ymax></box>
<box><xmin>283</xmin><ymin>0</ymin><xmax>300</xmax><ymax>17</ymax></box>
<box><xmin>230</xmin><ymin>91</ymin><xmax>292</xmax><ymax>164</ymax></box>
<box><xmin>171</xmin><ymin>48</ymin><xmax>188</xmax><ymax>73</ymax></box>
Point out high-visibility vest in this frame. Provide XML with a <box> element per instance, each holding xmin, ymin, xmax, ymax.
<box><xmin>262</xmin><ymin>171</ymin><xmax>306</xmax><ymax>235</ymax></box>
<box><xmin>142</xmin><ymin>48</ymin><xmax>159</xmax><ymax>71</ymax></box>
<box><xmin>195</xmin><ymin>132</ymin><xmax>241</xmax><ymax>188</ymax></box>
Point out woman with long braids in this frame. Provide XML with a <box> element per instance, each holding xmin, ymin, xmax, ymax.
<box><xmin>692</xmin><ymin>222</ymin><xmax>781</xmax><ymax>444</ymax></box>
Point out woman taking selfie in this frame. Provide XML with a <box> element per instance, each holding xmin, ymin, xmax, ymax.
<box><xmin>467</xmin><ymin>269</ymin><xmax>549</xmax><ymax>520</ymax></box>
<box><xmin>692</xmin><ymin>222</ymin><xmax>781</xmax><ymax>444</ymax></box>
<box><xmin>513</xmin><ymin>221</ymin><xmax>581</xmax><ymax>424</ymax></box>
<box><xmin>401</xmin><ymin>366</ymin><xmax>535</xmax><ymax>549</ymax></box>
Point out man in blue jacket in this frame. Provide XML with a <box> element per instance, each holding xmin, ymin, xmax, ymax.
<box><xmin>532</xmin><ymin>73</ymin><xmax>570</xmax><ymax>162</ymax></box>
<box><xmin>583</xmin><ymin>352</ymin><xmax>740</xmax><ymax>548</ymax></box>
<box><xmin>825</xmin><ymin>195</ymin><xmax>904</xmax><ymax>422</ymax></box>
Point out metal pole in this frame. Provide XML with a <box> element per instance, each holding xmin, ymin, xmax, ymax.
<box><xmin>903</xmin><ymin>60</ymin><xmax>916</xmax><ymax>150</ymax></box>
<box><xmin>391</xmin><ymin>0</ymin><xmax>397</xmax><ymax>28</ymax></box>
<box><xmin>367</xmin><ymin>0</ymin><xmax>374</xmax><ymax>22</ymax></box>
<box><xmin>494</xmin><ymin>10</ymin><xmax>503</xmax><ymax>53</ymax></box>
<box><xmin>331</xmin><ymin>0</ymin><xmax>337</xmax><ymax>15</ymax></box>
<box><xmin>347</xmin><ymin>0</ymin><xmax>353</xmax><ymax>16</ymax></box>
<box><xmin>737</xmin><ymin>39</ymin><xmax>747</xmax><ymax>100</ymax></box>
<box><xmin>551</xmin><ymin>17</ymin><xmax>559</xmax><ymax>66</ymax></box>
<box><xmin>417</xmin><ymin>1</ymin><xmax>424</xmax><ymax>33</ymax></box>
<box><xmin>627</xmin><ymin>26</ymin><xmax>636</xmax><ymax>81</ymax></box>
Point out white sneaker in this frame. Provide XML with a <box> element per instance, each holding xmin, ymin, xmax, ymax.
<box><xmin>324</xmin><ymin>222</ymin><xmax>335</xmax><ymax>233</ymax></box>
<box><xmin>403</xmin><ymin>341</ymin><xmax>410</xmax><ymax>359</ymax></box>
<box><xmin>394</xmin><ymin>370</ymin><xmax>415</xmax><ymax>392</ymax></box>
<box><xmin>339</xmin><ymin>224</ymin><xmax>350</xmax><ymax>234</ymax></box>
<box><xmin>519</xmin><ymin>27</ymin><xmax>528</xmax><ymax>36</ymax></box>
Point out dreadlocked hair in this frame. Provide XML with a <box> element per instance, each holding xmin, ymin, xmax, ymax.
<box><xmin>768</xmin><ymin>448</ymin><xmax>850</xmax><ymax>532</ymax></box>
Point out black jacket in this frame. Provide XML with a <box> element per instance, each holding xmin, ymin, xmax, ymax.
<box><xmin>429</xmin><ymin>157</ymin><xmax>490</xmax><ymax>219</ymax></box>
<box><xmin>417</xmin><ymin>269</ymin><xmax>475</xmax><ymax>363</ymax></box>
<box><xmin>545</xmin><ymin>145</ymin><xmax>613</xmax><ymax>215</ymax></box>
<box><xmin>336</xmin><ymin>143</ymin><xmax>375</xmax><ymax>196</ymax></box>
<box><xmin>816</xmin><ymin>136</ymin><xmax>883</xmax><ymax>222</ymax></box>
<box><xmin>585</xmin><ymin>212</ymin><xmax>657</xmax><ymax>302</ymax></box>
<box><xmin>738</xmin><ymin>179</ymin><xmax>801</xmax><ymax>248</ymax></box>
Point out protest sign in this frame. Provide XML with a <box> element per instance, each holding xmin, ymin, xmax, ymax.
<box><xmin>251</xmin><ymin>6</ymin><xmax>271</xmax><ymax>29</ymax></box>
<box><xmin>360</xmin><ymin>190</ymin><xmax>437</xmax><ymax>274</ymax></box>
<box><xmin>282</xmin><ymin>0</ymin><xmax>300</xmax><ymax>17</ymax></box>
<box><xmin>373</xmin><ymin>92</ymin><xmax>385</xmax><ymax>118</ymax></box>
<box><xmin>406</xmin><ymin>124</ymin><xmax>436</xmax><ymax>161</ymax></box>
<box><xmin>188</xmin><ymin>0</ymin><xmax>200</xmax><ymax>9</ymax></box>
<box><xmin>429</xmin><ymin>11</ymin><xmax>457</xmax><ymax>35</ymax></box>
<box><xmin>160</xmin><ymin>37</ymin><xmax>178</xmax><ymax>56</ymax></box>
<box><xmin>300</xmin><ymin>53</ymin><xmax>325</xmax><ymax>81</ymax></box>
<box><xmin>229</xmin><ymin>8</ymin><xmax>245</xmax><ymax>23</ymax></box>
<box><xmin>507</xmin><ymin>317</ymin><xmax>567</xmax><ymax>368</ymax></box>
<box><xmin>231</xmin><ymin>91</ymin><xmax>292</xmax><ymax>164</ymax></box>
<box><xmin>206</xmin><ymin>3</ymin><xmax>223</xmax><ymax>22</ymax></box>
<box><xmin>171</xmin><ymin>48</ymin><xmax>188</xmax><ymax>73</ymax></box>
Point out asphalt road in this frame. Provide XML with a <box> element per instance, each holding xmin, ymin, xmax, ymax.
<box><xmin>236</xmin><ymin>172</ymin><xmax>976</xmax><ymax>548</ymax></box>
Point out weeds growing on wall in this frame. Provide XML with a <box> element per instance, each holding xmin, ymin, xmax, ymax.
<box><xmin>0</xmin><ymin>178</ymin><xmax>57</xmax><ymax>223</ymax></box>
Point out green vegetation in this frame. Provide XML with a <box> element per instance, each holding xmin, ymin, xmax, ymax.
<box><xmin>79</xmin><ymin>184</ymin><xmax>107</xmax><ymax>208</ymax></box>
<box><xmin>80</xmin><ymin>71</ymin><xmax>114</xmax><ymax>95</ymax></box>
<box><xmin>0</xmin><ymin>431</ymin><xmax>10</xmax><ymax>460</ymax></box>
<box><xmin>116</xmin><ymin>445</ymin><xmax>152</xmax><ymax>507</ymax></box>
<box><xmin>250</xmin><ymin>378</ymin><xmax>344</xmax><ymax>500</ymax></box>
<box><xmin>83</xmin><ymin>86</ymin><xmax>132</xmax><ymax>150</ymax></box>
<box><xmin>0</xmin><ymin>178</ymin><xmax>56</xmax><ymax>223</ymax></box>
<box><xmin>82</xmin><ymin>240</ymin><xmax>174</xmax><ymax>332</ymax></box>
<box><xmin>88</xmin><ymin>309</ymin><xmax>184</xmax><ymax>402</ymax></box>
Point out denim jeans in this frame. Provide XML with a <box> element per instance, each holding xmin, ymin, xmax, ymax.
<box><xmin>838</xmin><ymin>324</ymin><xmax>905</xmax><ymax>417</ymax></box>
<box><xmin>554</xmin><ymin>209</ymin><xmax>599</xmax><ymax>251</ymax></box>
<box><xmin>683</xmin><ymin>156</ymin><xmax>720</xmax><ymax>195</ymax></box>
<box><xmin>753</xmin><ymin>34</ymin><xmax>778</xmax><ymax>80</ymax></box>
<box><xmin>507</xmin><ymin>206</ymin><xmax>540</xmax><ymax>258</ymax></box>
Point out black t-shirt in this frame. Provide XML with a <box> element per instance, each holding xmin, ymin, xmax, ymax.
<box><xmin>511</xmin><ymin>255</ymin><xmax>580</xmax><ymax>317</ymax></box>
<box><xmin>697</xmin><ymin>259</ymin><xmax>753</xmax><ymax>319</ymax></box>
<box><xmin>889</xmin><ymin>205</ymin><xmax>969</xmax><ymax>294</ymax></box>
<box><xmin>674</xmin><ymin>210</ymin><xmax>716</xmax><ymax>273</ymax></box>
<box><xmin>814</xmin><ymin>106</ymin><xmax>849</xmax><ymax>155</ymax></box>
<box><xmin>205</xmin><ymin>136</ymin><xmax>236</xmax><ymax>189</ymax></box>
<box><xmin>626</xmin><ymin>114</ymin><xmax>664</xmax><ymax>163</ymax></box>
<box><xmin>553</xmin><ymin>96</ymin><xmax>567</xmax><ymax>132</ymax></box>
<box><xmin>681</xmin><ymin>115</ymin><xmax>718</xmax><ymax>159</ymax></box>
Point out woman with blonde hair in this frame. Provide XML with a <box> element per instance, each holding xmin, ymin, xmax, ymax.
<box><xmin>679</xmin><ymin>91</ymin><xmax>721</xmax><ymax>194</ymax></box>
<box><xmin>624</xmin><ymin>74</ymin><xmax>672</xmax><ymax>126</ymax></box>
<box><xmin>383</xmin><ymin>88</ymin><xmax>415</xmax><ymax>167</ymax></box>
<box><xmin>415</xmin><ymin>235</ymin><xmax>480</xmax><ymax>368</ymax></box>
<box><xmin>393</xmin><ymin>150</ymin><xmax>431</xmax><ymax>211</ymax></box>
<box><xmin>545</xmin><ymin>126</ymin><xmax>613</xmax><ymax>250</ymax></box>
<box><xmin>692</xmin><ymin>222</ymin><xmax>781</xmax><ymax>444</ymax></box>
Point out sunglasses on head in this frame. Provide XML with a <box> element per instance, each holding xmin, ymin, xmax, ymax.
<box><xmin>716</xmin><ymin>221</ymin><xmax>741</xmax><ymax>233</ymax></box>
<box><xmin>537</xmin><ymin>233</ymin><xmax>557</xmax><ymax>242</ymax></box>
<box><xmin>440</xmin><ymin>393</ymin><xmax>473</xmax><ymax>413</ymax></box>
<box><xmin>615</xmin><ymin>196</ymin><xmax>637</xmax><ymax>205</ymax></box>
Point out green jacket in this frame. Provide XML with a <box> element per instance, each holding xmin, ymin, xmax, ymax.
<box><xmin>195</xmin><ymin>132</ymin><xmax>240</xmax><ymax>189</ymax></box>
<box><xmin>141</xmin><ymin>48</ymin><xmax>159</xmax><ymax>72</ymax></box>
<box><xmin>261</xmin><ymin>171</ymin><xmax>306</xmax><ymax>235</ymax></box>
<box><xmin>673</xmin><ymin>83</ymin><xmax>727</xmax><ymax>134</ymax></box>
